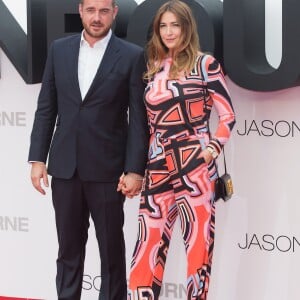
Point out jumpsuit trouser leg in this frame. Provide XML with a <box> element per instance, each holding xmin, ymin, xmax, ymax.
<box><xmin>128</xmin><ymin>138</ymin><xmax>216</xmax><ymax>300</ymax></box>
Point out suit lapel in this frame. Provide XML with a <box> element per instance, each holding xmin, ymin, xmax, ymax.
<box><xmin>83</xmin><ymin>35</ymin><xmax>121</xmax><ymax>102</ymax></box>
<box><xmin>66</xmin><ymin>35</ymin><xmax>82</xmax><ymax>102</ymax></box>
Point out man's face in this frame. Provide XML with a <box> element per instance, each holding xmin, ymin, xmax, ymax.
<box><xmin>79</xmin><ymin>0</ymin><xmax>118</xmax><ymax>44</ymax></box>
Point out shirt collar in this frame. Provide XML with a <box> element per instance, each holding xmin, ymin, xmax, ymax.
<box><xmin>80</xmin><ymin>29</ymin><xmax>112</xmax><ymax>49</ymax></box>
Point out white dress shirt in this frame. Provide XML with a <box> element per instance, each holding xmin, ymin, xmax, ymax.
<box><xmin>78</xmin><ymin>30</ymin><xmax>112</xmax><ymax>99</ymax></box>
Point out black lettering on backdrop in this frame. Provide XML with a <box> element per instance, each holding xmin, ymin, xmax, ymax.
<box><xmin>46</xmin><ymin>0</ymin><xmax>137</xmax><ymax>49</ymax></box>
<box><xmin>82</xmin><ymin>274</ymin><xmax>93</xmax><ymax>290</ymax></box>
<box><xmin>126</xmin><ymin>0</ymin><xmax>223</xmax><ymax>65</ymax></box>
<box><xmin>237</xmin><ymin>119</ymin><xmax>300</xmax><ymax>137</ymax></box>
<box><xmin>46</xmin><ymin>0</ymin><xmax>82</xmax><ymax>49</ymax></box>
<box><xmin>261</xmin><ymin>234</ymin><xmax>275</xmax><ymax>251</ymax></box>
<box><xmin>1</xmin><ymin>0</ymin><xmax>300</xmax><ymax>91</ymax></box>
<box><xmin>0</xmin><ymin>0</ymin><xmax>47</xmax><ymax>83</ymax></box>
<box><xmin>0</xmin><ymin>0</ymin><xmax>137</xmax><ymax>83</ymax></box>
<box><xmin>224</xmin><ymin>0</ymin><xmax>300</xmax><ymax>91</ymax></box>
<box><xmin>238</xmin><ymin>233</ymin><xmax>300</xmax><ymax>252</ymax></box>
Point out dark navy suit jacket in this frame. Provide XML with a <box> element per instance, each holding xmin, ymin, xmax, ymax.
<box><xmin>29</xmin><ymin>33</ymin><xmax>149</xmax><ymax>181</ymax></box>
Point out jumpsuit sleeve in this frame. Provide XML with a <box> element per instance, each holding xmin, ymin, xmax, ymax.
<box><xmin>201</xmin><ymin>55</ymin><xmax>236</xmax><ymax>155</ymax></box>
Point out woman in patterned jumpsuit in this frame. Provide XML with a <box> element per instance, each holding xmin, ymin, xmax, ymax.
<box><xmin>128</xmin><ymin>1</ymin><xmax>235</xmax><ymax>299</ymax></box>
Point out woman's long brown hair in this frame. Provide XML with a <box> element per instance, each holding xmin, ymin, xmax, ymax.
<box><xmin>144</xmin><ymin>0</ymin><xmax>201</xmax><ymax>80</ymax></box>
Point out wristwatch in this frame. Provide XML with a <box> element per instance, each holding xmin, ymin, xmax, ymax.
<box><xmin>206</xmin><ymin>146</ymin><xmax>218</xmax><ymax>159</ymax></box>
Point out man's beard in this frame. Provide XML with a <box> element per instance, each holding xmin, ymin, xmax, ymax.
<box><xmin>84</xmin><ymin>23</ymin><xmax>110</xmax><ymax>40</ymax></box>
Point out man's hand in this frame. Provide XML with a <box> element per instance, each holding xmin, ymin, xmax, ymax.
<box><xmin>117</xmin><ymin>172</ymin><xmax>143</xmax><ymax>198</ymax></box>
<box><xmin>30</xmin><ymin>162</ymin><xmax>49</xmax><ymax>195</ymax></box>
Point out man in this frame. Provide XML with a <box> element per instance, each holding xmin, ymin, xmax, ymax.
<box><xmin>28</xmin><ymin>0</ymin><xmax>149</xmax><ymax>299</ymax></box>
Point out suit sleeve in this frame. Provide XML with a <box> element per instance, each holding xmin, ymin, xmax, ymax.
<box><xmin>124</xmin><ymin>50</ymin><xmax>149</xmax><ymax>176</ymax></box>
<box><xmin>28</xmin><ymin>42</ymin><xmax>58</xmax><ymax>163</ymax></box>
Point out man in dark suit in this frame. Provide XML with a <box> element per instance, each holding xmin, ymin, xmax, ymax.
<box><xmin>28</xmin><ymin>0</ymin><xmax>149</xmax><ymax>299</ymax></box>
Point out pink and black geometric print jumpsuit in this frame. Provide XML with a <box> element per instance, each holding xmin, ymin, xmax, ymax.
<box><xmin>128</xmin><ymin>54</ymin><xmax>236</xmax><ymax>300</ymax></box>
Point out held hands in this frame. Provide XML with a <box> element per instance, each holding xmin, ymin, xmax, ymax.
<box><xmin>30</xmin><ymin>162</ymin><xmax>49</xmax><ymax>195</ymax></box>
<box><xmin>117</xmin><ymin>172</ymin><xmax>143</xmax><ymax>199</ymax></box>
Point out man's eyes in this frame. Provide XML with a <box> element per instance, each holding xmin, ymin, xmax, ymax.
<box><xmin>85</xmin><ymin>8</ymin><xmax>111</xmax><ymax>14</ymax></box>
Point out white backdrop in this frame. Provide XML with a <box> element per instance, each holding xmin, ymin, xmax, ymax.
<box><xmin>1</xmin><ymin>1</ymin><xmax>300</xmax><ymax>300</ymax></box>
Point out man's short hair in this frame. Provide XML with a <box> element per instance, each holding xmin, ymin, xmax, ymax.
<box><xmin>79</xmin><ymin>0</ymin><xmax>116</xmax><ymax>6</ymax></box>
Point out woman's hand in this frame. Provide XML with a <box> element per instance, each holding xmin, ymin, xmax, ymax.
<box><xmin>199</xmin><ymin>148</ymin><xmax>213</xmax><ymax>164</ymax></box>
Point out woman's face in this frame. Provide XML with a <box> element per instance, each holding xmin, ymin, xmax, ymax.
<box><xmin>159</xmin><ymin>11</ymin><xmax>182</xmax><ymax>55</ymax></box>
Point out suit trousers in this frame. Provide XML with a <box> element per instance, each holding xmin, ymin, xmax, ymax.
<box><xmin>51</xmin><ymin>172</ymin><xmax>127</xmax><ymax>300</ymax></box>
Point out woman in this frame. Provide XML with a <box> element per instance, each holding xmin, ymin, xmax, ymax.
<box><xmin>127</xmin><ymin>1</ymin><xmax>235</xmax><ymax>299</ymax></box>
